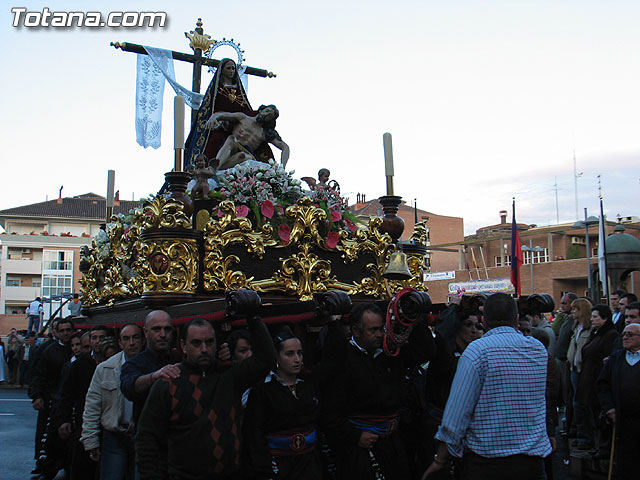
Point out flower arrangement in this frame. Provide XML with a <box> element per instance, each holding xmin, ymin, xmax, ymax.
<box><xmin>306</xmin><ymin>183</ymin><xmax>359</xmax><ymax>234</ymax></box>
<box><xmin>209</xmin><ymin>160</ymin><xmax>360</xmax><ymax>244</ymax></box>
<box><xmin>212</xmin><ymin>160</ymin><xmax>303</xmax><ymax>219</ymax></box>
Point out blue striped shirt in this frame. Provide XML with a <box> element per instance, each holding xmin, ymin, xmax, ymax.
<box><xmin>435</xmin><ymin>326</ymin><xmax>552</xmax><ymax>458</ymax></box>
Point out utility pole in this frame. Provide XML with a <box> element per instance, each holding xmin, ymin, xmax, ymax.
<box><xmin>573</xmin><ymin>149</ymin><xmax>583</xmax><ymax>221</ymax></box>
<box><xmin>554</xmin><ymin>176</ymin><xmax>560</xmax><ymax>224</ymax></box>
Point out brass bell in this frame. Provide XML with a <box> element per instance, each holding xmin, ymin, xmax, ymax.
<box><xmin>383</xmin><ymin>250</ymin><xmax>412</xmax><ymax>280</ymax></box>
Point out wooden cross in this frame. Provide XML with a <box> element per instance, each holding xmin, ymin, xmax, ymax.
<box><xmin>111</xmin><ymin>18</ymin><xmax>276</xmax><ymax>123</ymax></box>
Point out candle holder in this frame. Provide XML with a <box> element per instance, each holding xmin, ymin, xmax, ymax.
<box><xmin>164</xmin><ymin>171</ymin><xmax>194</xmax><ymax>216</ymax></box>
<box><xmin>378</xmin><ymin>195</ymin><xmax>404</xmax><ymax>244</ymax></box>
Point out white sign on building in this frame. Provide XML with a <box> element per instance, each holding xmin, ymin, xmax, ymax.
<box><xmin>447</xmin><ymin>278</ymin><xmax>515</xmax><ymax>295</ymax></box>
<box><xmin>423</xmin><ymin>271</ymin><xmax>456</xmax><ymax>282</ymax></box>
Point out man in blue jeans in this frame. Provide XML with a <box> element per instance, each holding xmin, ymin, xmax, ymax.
<box><xmin>26</xmin><ymin>297</ymin><xmax>43</xmax><ymax>336</ymax></box>
<box><xmin>81</xmin><ymin>323</ymin><xmax>145</xmax><ymax>479</ymax></box>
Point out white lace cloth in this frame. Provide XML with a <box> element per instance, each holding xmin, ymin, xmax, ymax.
<box><xmin>135</xmin><ymin>47</ymin><xmax>204</xmax><ymax>149</ymax></box>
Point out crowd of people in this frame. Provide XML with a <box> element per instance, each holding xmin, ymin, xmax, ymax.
<box><xmin>551</xmin><ymin>290</ymin><xmax>640</xmax><ymax>478</ymax></box>
<box><xmin>0</xmin><ymin>328</ymin><xmax>37</xmax><ymax>387</ymax></box>
<box><xmin>11</xmin><ymin>288</ymin><xmax>638</xmax><ymax>480</ymax></box>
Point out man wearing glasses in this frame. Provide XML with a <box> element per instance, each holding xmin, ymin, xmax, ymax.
<box><xmin>596</xmin><ymin>322</ymin><xmax>640</xmax><ymax>480</ymax></box>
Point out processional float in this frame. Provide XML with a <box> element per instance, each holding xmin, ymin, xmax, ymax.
<box><xmin>80</xmin><ymin>19</ymin><xmax>433</xmax><ymax>353</ymax></box>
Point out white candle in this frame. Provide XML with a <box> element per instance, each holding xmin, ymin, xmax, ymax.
<box><xmin>383</xmin><ymin>132</ymin><xmax>394</xmax><ymax>177</ymax></box>
<box><xmin>174</xmin><ymin>95</ymin><xmax>185</xmax><ymax>149</ymax></box>
<box><xmin>106</xmin><ymin>170</ymin><xmax>115</xmax><ymax>208</ymax></box>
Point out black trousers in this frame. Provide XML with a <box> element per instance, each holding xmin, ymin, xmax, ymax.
<box><xmin>461</xmin><ymin>451</ymin><xmax>546</xmax><ymax>480</ymax></box>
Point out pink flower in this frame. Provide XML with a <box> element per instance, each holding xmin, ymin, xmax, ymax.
<box><xmin>278</xmin><ymin>224</ymin><xmax>291</xmax><ymax>243</ymax></box>
<box><xmin>330</xmin><ymin>210</ymin><xmax>342</xmax><ymax>222</ymax></box>
<box><xmin>345</xmin><ymin>219</ymin><xmax>357</xmax><ymax>231</ymax></box>
<box><xmin>261</xmin><ymin>200</ymin><xmax>274</xmax><ymax>219</ymax></box>
<box><xmin>236</xmin><ymin>205</ymin><xmax>249</xmax><ymax>217</ymax></box>
<box><xmin>216</xmin><ymin>209</ymin><xmax>224</xmax><ymax>218</ymax></box>
<box><xmin>326</xmin><ymin>231</ymin><xmax>339</xmax><ymax>249</ymax></box>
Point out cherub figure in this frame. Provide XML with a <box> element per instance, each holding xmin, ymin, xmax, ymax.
<box><xmin>187</xmin><ymin>154</ymin><xmax>217</xmax><ymax>199</ymax></box>
<box><xmin>302</xmin><ymin>168</ymin><xmax>331</xmax><ymax>190</ymax></box>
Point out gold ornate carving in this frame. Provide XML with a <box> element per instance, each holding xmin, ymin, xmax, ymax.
<box><xmin>252</xmin><ymin>198</ymin><xmax>343</xmax><ymax>300</ymax></box>
<box><xmin>142</xmin><ymin>196</ymin><xmax>192</xmax><ymax>230</ymax></box>
<box><xmin>196</xmin><ymin>209</ymin><xmax>210</xmax><ymax>231</ymax></box>
<box><xmin>409</xmin><ymin>221</ymin><xmax>429</xmax><ymax>246</ymax></box>
<box><xmin>266</xmin><ymin>71</ymin><xmax>277</xmax><ymax>78</ymax></box>
<box><xmin>203</xmin><ymin>198</ymin><xmax>355</xmax><ymax>300</ymax></box>
<box><xmin>265</xmin><ymin>252</ymin><xmax>335</xmax><ymax>301</ymax></box>
<box><xmin>202</xmin><ymin>201</ymin><xmax>277</xmax><ymax>292</ymax></box>
<box><xmin>80</xmin><ymin>209</ymin><xmax>145</xmax><ymax>306</ymax></box>
<box><xmin>185</xmin><ymin>19</ymin><xmax>216</xmax><ymax>53</ymax></box>
<box><xmin>336</xmin><ymin>216</ymin><xmax>394</xmax><ymax>298</ymax></box>
<box><xmin>137</xmin><ymin>239</ymin><xmax>199</xmax><ymax>294</ymax></box>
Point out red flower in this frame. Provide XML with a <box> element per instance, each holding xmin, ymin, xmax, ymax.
<box><xmin>326</xmin><ymin>231</ymin><xmax>339</xmax><ymax>249</ymax></box>
<box><xmin>236</xmin><ymin>205</ymin><xmax>249</xmax><ymax>217</ymax></box>
<box><xmin>278</xmin><ymin>224</ymin><xmax>291</xmax><ymax>243</ymax></box>
<box><xmin>261</xmin><ymin>200</ymin><xmax>274</xmax><ymax>219</ymax></box>
<box><xmin>330</xmin><ymin>210</ymin><xmax>342</xmax><ymax>222</ymax></box>
<box><xmin>345</xmin><ymin>219</ymin><xmax>357</xmax><ymax>231</ymax></box>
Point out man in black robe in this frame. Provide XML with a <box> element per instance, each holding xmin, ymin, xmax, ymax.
<box><xmin>321</xmin><ymin>302</ymin><xmax>435</xmax><ymax>480</ymax></box>
<box><xmin>597</xmin><ymin>323</ymin><xmax>640</xmax><ymax>479</ymax></box>
<box><xmin>29</xmin><ymin>319</ymin><xmax>74</xmax><ymax>477</ymax></box>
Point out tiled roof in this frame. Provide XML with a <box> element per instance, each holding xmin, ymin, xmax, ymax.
<box><xmin>0</xmin><ymin>193</ymin><xmax>142</xmax><ymax>221</ymax></box>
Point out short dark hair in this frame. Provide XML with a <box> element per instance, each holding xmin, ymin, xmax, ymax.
<box><xmin>181</xmin><ymin>318</ymin><xmax>214</xmax><ymax>342</ymax></box>
<box><xmin>612</xmin><ymin>289</ymin><xmax>627</xmax><ymax>297</ymax></box>
<box><xmin>273</xmin><ymin>326</ymin><xmax>298</xmax><ymax>353</ymax></box>
<box><xmin>592</xmin><ymin>304</ymin><xmax>612</xmax><ymax>321</ymax></box>
<box><xmin>70</xmin><ymin>331</ymin><xmax>83</xmax><ymax>342</ymax></box>
<box><xmin>626</xmin><ymin>301</ymin><xmax>640</xmax><ymax>312</ymax></box>
<box><xmin>119</xmin><ymin>323</ymin><xmax>144</xmax><ymax>339</ymax></box>
<box><xmin>73</xmin><ymin>293</ymin><xmax>79</xmax><ymax>299</ymax></box>
<box><xmin>349</xmin><ymin>303</ymin><xmax>383</xmax><ymax>332</ymax></box>
<box><xmin>563</xmin><ymin>292</ymin><xmax>578</xmax><ymax>303</ymax></box>
<box><xmin>56</xmin><ymin>319</ymin><xmax>74</xmax><ymax>331</ymax></box>
<box><xmin>483</xmin><ymin>293</ymin><xmax>518</xmax><ymax>328</ymax></box>
<box><xmin>90</xmin><ymin>325</ymin><xmax>110</xmax><ymax>335</ymax></box>
<box><xmin>621</xmin><ymin>293</ymin><xmax>638</xmax><ymax>304</ymax></box>
<box><xmin>226</xmin><ymin>329</ymin><xmax>251</xmax><ymax>355</ymax></box>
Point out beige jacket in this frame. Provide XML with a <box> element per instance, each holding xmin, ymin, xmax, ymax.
<box><xmin>80</xmin><ymin>351</ymin><xmax>133</xmax><ymax>451</ymax></box>
<box><xmin>567</xmin><ymin>322</ymin><xmax>592</xmax><ymax>373</ymax></box>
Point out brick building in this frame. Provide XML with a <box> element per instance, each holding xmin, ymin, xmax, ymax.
<box><xmin>351</xmin><ymin>198</ymin><xmax>464</xmax><ymax>272</ymax></box>
<box><xmin>0</xmin><ymin>193</ymin><xmax>140</xmax><ymax>333</ymax></box>
<box><xmin>424</xmin><ymin>211</ymin><xmax>640</xmax><ymax>304</ymax></box>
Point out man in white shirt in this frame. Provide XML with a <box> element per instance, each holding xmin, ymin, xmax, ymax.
<box><xmin>26</xmin><ymin>297</ymin><xmax>44</xmax><ymax>336</ymax></box>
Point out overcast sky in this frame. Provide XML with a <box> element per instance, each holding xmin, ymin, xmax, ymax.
<box><xmin>1</xmin><ymin>1</ymin><xmax>639</xmax><ymax>235</ymax></box>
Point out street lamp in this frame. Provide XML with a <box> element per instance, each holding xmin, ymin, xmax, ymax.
<box><xmin>573</xmin><ymin>208</ymin><xmax>599</xmax><ymax>300</ymax></box>
<box><xmin>522</xmin><ymin>240</ymin><xmax>545</xmax><ymax>294</ymax></box>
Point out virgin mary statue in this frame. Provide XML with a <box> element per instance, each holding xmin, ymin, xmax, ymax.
<box><xmin>184</xmin><ymin>58</ymin><xmax>254</xmax><ymax>167</ymax></box>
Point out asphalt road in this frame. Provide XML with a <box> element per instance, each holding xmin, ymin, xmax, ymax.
<box><xmin>0</xmin><ymin>387</ymin><xmax>37</xmax><ymax>480</ymax></box>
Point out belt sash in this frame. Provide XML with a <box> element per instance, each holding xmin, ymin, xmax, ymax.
<box><xmin>266</xmin><ymin>428</ymin><xmax>316</xmax><ymax>456</ymax></box>
<box><xmin>348</xmin><ymin>413</ymin><xmax>399</xmax><ymax>436</ymax></box>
